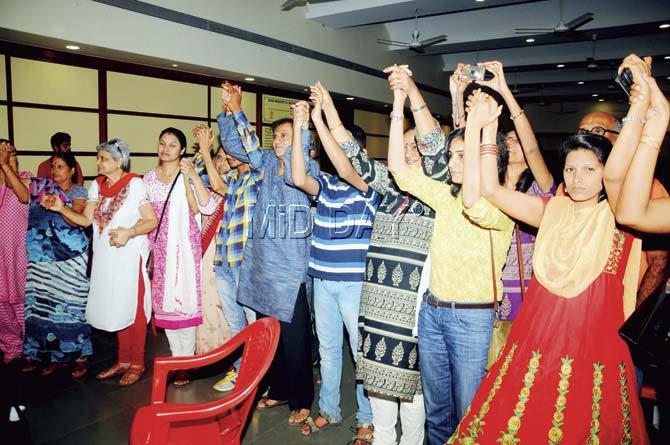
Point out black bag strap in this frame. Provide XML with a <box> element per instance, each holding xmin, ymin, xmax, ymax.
<box><xmin>153</xmin><ymin>171</ymin><xmax>181</xmax><ymax>242</ymax></box>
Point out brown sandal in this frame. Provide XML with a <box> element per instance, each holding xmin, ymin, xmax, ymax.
<box><xmin>299</xmin><ymin>414</ymin><xmax>337</xmax><ymax>436</ymax></box>
<box><xmin>119</xmin><ymin>365</ymin><xmax>145</xmax><ymax>386</ymax></box>
<box><xmin>172</xmin><ymin>370</ymin><xmax>190</xmax><ymax>387</ymax></box>
<box><xmin>288</xmin><ymin>408</ymin><xmax>310</xmax><ymax>425</ymax></box>
<box><xmin>352</xmin><ymin>424</ymin><xmax>374</xmax><ymax>445</ymax></box>
<box><xmin>40</xmin><ymin>363</ymin><xmax>67</xmax><ymax>376</ymax></box>
<box><xmin>71</xmin><ymin>358</ymin><xmax>89</xmax><ymax>379</ymax></box>
<box><xmin>20</xmin><ymin>357</ymin><xmax>38</xmax><ymax>373</ymax></box>
<box><xmin>96</xmin><ymin>363</ymin><xmax>130</xmax><ymax>380</ymax></box>
<box><xmin>256</xmin><ymin>397</ymin><xmax>288</xmax><ymax>410</ymax></box>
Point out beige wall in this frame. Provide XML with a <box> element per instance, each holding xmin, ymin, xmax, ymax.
<box><xmin>0</xmin><ymin>56</ymin><xmax>6</xmax><ymax>101</ymax></box>
<box><xmin>0</xmin><ymin>0</ymin><xmax>449</xmax><ymax>113</ymax></box>
<box><xmin>2</xmin><ymin>51</ymin><xmax>293</xmax><ymax>179</ymax></box>
<box><xmin>12</xmin><ymin>58</ymin><xmax>98</xmax><ymax>108</ymax></box>
<box><xmin>0</xmin><ymin>105</ymin><xmax>7</xmax><ymax>140</ymax></box>
<box><xmin>108</xmin><ymin>72</ymin><xmax>207</xmax><ymax>116</ymax></box>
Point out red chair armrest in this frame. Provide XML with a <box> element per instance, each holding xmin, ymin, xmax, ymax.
<box><xmin>150</xmin><ymin>328</ymin><xmax>249</xmax><ymax>403</ymax></box>
<box><xmin>150</xmin><ymin>384</ymin><xmax>258</xmax><ymax>423</ymax></box>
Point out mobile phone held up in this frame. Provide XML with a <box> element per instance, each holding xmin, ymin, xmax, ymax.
<box><xmin>614</xmin><ymin>67</ymin><xmax>633</xmax><ymax>96</ymax></box>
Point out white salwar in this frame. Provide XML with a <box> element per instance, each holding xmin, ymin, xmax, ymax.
<box><xmin>86</xmin><ymin>178</ymin><xmax>152</xmax><ymax>332</ymax></box>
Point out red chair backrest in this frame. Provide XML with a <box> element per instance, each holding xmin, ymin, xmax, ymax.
<box><xmin>130</xmin><ymin>318</ymin><xmax>281</xmax><ymax>445</ymax></box>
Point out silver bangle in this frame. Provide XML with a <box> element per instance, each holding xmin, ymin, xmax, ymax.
<box><xmin>390</xmin><ymin>112</ymin><xmax>404</xmax><ymax>121</ymax></box>
<box><xmin>410</xmin><ymin>103</ymin><xmax>426</xmax><ymax>113</ymax></box>
<box><xmin>622</xmin><ymin>116</ymin><xmax>646</xmax><ymax>125</ymax></box>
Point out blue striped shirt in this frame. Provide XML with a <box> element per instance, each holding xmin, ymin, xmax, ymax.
<box><xmin>309</xmin><ymin>173</ymin><xmax>380</xmax><ymax>282</ymax></box>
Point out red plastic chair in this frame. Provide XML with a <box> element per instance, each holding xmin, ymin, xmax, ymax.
<box><xmin>130</xmin><ymin>318</ymin><xmax>280</xmax><ymax>445</ymax></box>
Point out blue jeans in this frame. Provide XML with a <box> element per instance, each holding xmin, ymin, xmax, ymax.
<box><xmin>418</xmin><ymin>293</ymin><xmax>494</xmax><ymax>445</ymax></box>
<box><xmin>313</xmin><ymin>278</ymin><xmax>372</xmax><ymax>426</ymax></box>
<box><xmin>215</xmin><ymin>266</ymin><xmax>254</xmax><ymax>370</ymax></box>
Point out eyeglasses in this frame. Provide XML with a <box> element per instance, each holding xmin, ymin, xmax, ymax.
<box><xmin>576</xmin><ymin>127</ymin><xmax>619</xmax><ymax>137</ymax></box>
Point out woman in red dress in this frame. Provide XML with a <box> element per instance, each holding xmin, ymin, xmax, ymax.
<box><xmin>447</xmin><ymin>55</ymin><xmax>656</xmax><ymax>444</ymax></box>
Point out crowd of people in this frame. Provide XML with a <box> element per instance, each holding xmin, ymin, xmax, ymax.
<box><xmin>0</xmin><ymin>53</ymin><xmax>668</xmax><ymax>444</ymax></box>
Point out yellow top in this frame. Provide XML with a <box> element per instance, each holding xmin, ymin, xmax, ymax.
<box><xmin>393</xmin><ymin>165</ymin><xmax>514</xmax><ymax>303</ymax></box>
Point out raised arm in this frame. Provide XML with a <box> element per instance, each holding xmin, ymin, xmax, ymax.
<box><xmin>288</xmin><ymin>100</ymin><xmax>319</xmax><ymax>195</ymax></box>
<box><xmin>316</xmin><ymin>82</ymin><xmax>391</xmax><ymax>194</ymax></box>
<box><xmin>615</xmin><ymin>67</ymin><xmax>670</xmax><ymax>232</ymax></box>
<box><xmin>0</xmin><ymin>143</ymin><xmax>29</xmax><ymax>203</ymax></box>
<box><xmin>218</xmin><ymin>83</ymin><xmax>265</xmax><ymax>169</ymax></box>
<box><xmin>387</xmin><ymin>88</ymin><xmax>410</xmax><ymax>175</ymax></box>
<box><xmin>603</xmin><ymin>55</ymin><xmax>653</xmax><ymax>213</ymax></box>
<box><xmin>384</xmin><ymin>64</ymin><xmax>438</xmax><ymax>138</ymax></box>
<box><xmin>180</xmin><ymin>157</ymin><xmax>214</xmax><ymax>214</ymax></box>
<box><xmin>193</xmin><ymin>125</ymin><xmax>230</xmax><ymax>196</ymax></box>
<box><xmin>450</xmin><ymin>64</ymin><xmax>471</xmax><ymax>130</ymax></box>
<box><xmin>462</xmin><ymin>90</ymin><xmax>502</xmax><ymax>209</ymax></box>
<box><xmin>469</xmin><ymin>91</ymin><xmax>545</xmax><ymax>228</ymax></box>
<box><xmin>481</xmin><ymin>61</ymin><xmax>553</xmax><ymax>192</ymax></box>
<box><xmin>309</xmin><ymin>82</ymin><xmax>368</xmax><ymax>193</ymax></box>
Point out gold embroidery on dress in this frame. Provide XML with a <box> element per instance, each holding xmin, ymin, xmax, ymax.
<box><xmin>548</xmin><ymin>356</ymin><xmax>573</xmax><ymax>444</ymax></box>
<box><xmin>619</xmin><ymin>362</ymin><xmax>632</xmax><ymax>445</ymax></box>
<box><xmin>408</xmin><ymin>346</ymin><xmax>418</xmax><ymax>369</ymax></box>
<box><xmin>374</xmin><ymin>337</ymin><xmax>387</xmax><ymax>361</ymax></box>
<box><xmin>377</xmin><ymin>261</ymin><xmax>387</xmax><ymax>283</ymax></box>
<box><xmin>451</xmin><ymin>343</ymin><xmax>518</xmax><ymax>444</ymax></box>
<box><xmin>588</xmin><ymin>363</ymin><xmax>605</xmax><ymax>444</ymax></box>
<box><xmin>497</xmin><ymin>350</ymin><xmax>541</xmax><ymax>445</ymax></box>
<box><xmin>604</xmin><ymin>230</ymin><xmax>625</xmax><ymax>274</ymax></box>
<box><xmin>392</xmin><ymin>263</ymin><xmax>404</xmax><ymax>287</ymax></box>
<box><xmin>409</xmin><ymin>267</ymin><xmax>421</xmax><ymax>290</ymax></box>
<box><xmin>391</xmin><ymin>341</ymin><xmax>405</xmax><ymax>366</ymax></box>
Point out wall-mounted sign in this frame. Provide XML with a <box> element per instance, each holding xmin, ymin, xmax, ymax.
<box><xmin>262</xmin><ymin>95</ymin><xmax>298</xmax><ymax>124</ymax></box>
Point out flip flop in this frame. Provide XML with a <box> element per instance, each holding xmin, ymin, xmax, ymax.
<box><xmin>256</xmin><ymin>397</ymin><xmax>288</xmax><ymax>410</ymax></box>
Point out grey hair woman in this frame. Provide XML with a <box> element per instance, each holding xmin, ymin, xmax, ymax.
<box><xmin>97</xmin><ymin>138</ymin><xmax>131</xmax><ymax>173</ymax></box>
<box><xmin>42</xmin><ymin>138</ymin><xmax>158</xmax><ymax>386</ymax></box>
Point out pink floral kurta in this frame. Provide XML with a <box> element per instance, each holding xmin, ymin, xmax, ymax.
<box><xmin>144</xmin><ymin>169</ymin><xmax>202</xmax><ymax>329</ymax></box>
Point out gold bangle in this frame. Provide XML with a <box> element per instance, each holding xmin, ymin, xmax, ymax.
<box><xmin>329</xmin><ymin>122</ymin><xmax>344</xmax><ymax>132</ymax></box>
<box><xmin>480</xmin><ymin>144</ymin><xmax>500</xmax><ymax>157</ymax></box>
<box><xmin>510</xmin><ymin>109</ymin><xmax>525</xmax><ymax>121</ymax></box>
<box><xmin>410</xmin><ymin>103</ymin><xmax>427</xmax><ymax>113</ymax></box>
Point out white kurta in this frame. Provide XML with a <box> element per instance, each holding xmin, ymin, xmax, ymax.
<box><xmin>86</xmin><ymin>178</ymin><xmax>152</xmax><ymax>332</ymax></box>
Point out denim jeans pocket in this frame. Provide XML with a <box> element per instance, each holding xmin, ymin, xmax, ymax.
<box><xmin>453</xmin><ymin>307</ymin><xmax>495</xmax><ymax>331</ymax></box>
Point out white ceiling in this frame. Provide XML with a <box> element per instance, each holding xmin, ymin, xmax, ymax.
<box><xmin>305</xmin><ymin>0</ymin><xmax>670</xmax><ymax>102</ymax></box>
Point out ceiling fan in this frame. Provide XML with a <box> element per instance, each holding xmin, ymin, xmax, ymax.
<box><xmin>585</xmin><ymin>34</ymin><xmax>600</xmax><ymax>71</ymax></box>
<box><xmin>280</xmin><ymin>0</ymin><xmax>335</xmax><ymax>11</ymax></box>
<box><xmin>377</xmin><ymin>9</ymin><xmax>447</xmax><ymax>54</ymax></box>
<box><xmin>515</xmin><ymin>0</ymin><xmax>593</xmax><ymax>35</ymax></box>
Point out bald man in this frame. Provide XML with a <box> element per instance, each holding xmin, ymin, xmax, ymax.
<box><xmin>577</xmin><ymin>111</ymin><xmax>622</xmax><ymax>144</ymax></box>
<box><xmin>563</xmin><ymin>111</ymin><xmax>670</xmax><ymax>305</ymax></box>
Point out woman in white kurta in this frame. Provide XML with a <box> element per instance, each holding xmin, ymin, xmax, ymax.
<box><xmin>45</xmin><ymin>139</ymin><xmax>158</xmax><ymax>386</ymax></box>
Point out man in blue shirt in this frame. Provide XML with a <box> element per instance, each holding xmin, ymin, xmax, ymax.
<box><xmin>289</xmin><ymin>97</ymin><xmax>379</xmax><ymax>442</ymax></box>
<box><xmin>218</xmin><ymin>83</ymin><xmax>318</xmax><ymax>425</ymax></box>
